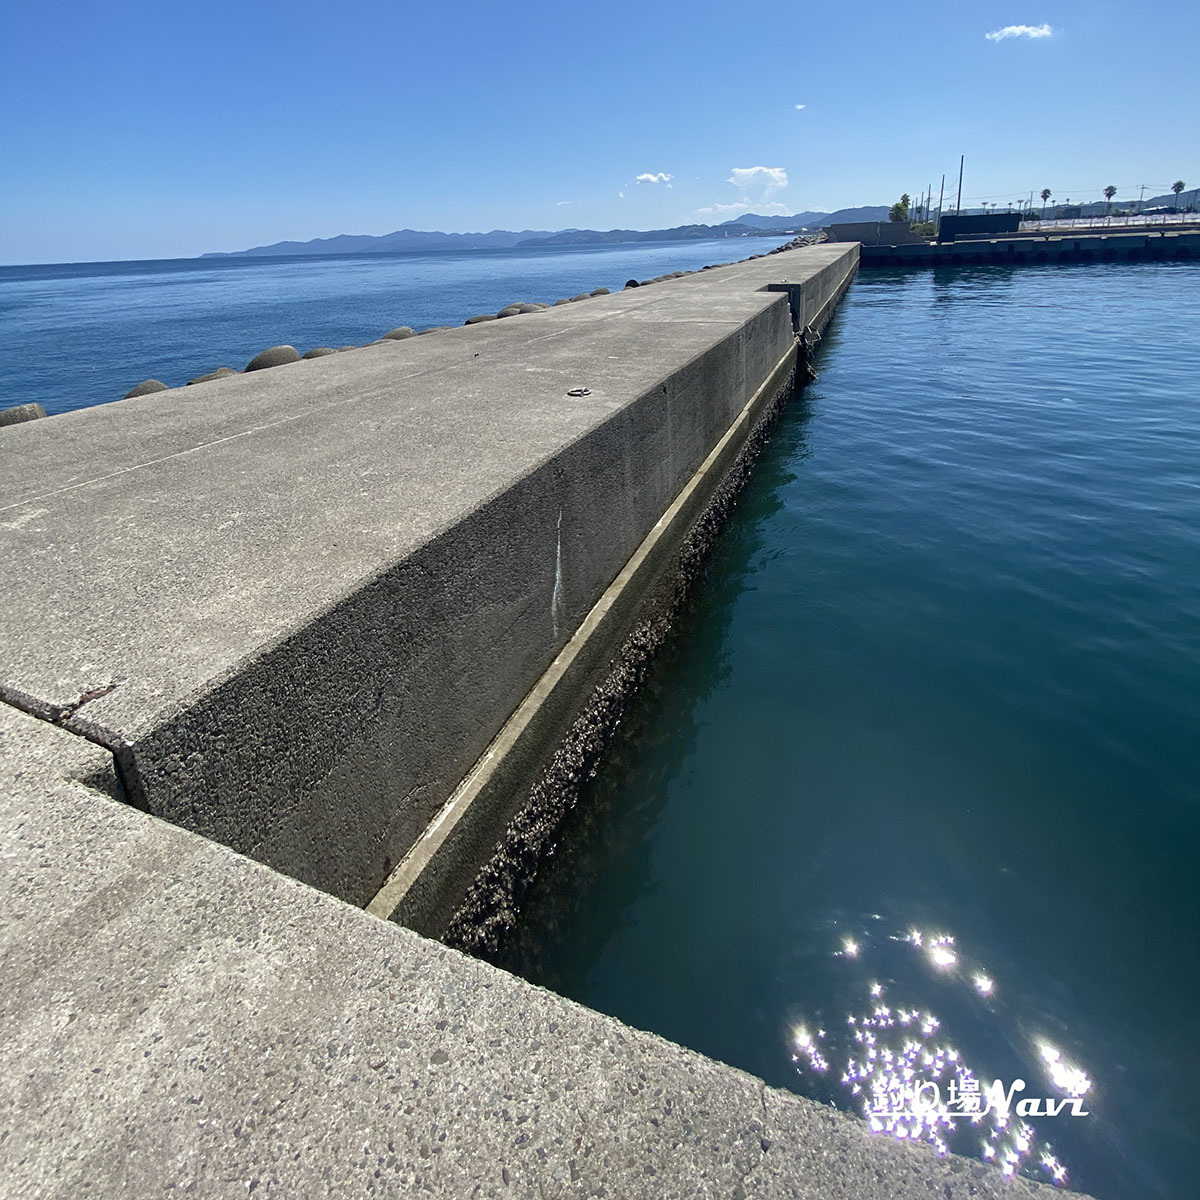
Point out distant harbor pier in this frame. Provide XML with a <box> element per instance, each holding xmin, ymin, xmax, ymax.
<box><xmin>830</xmin><ymin>214</ymin><xmax>1200</xmax><ymax>267</ymax></box>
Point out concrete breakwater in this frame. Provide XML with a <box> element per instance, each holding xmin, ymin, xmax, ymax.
<box><xmin>107</xmin><ymin>236</ymin><xmax>819</xmax><ymax>406</ymax></box>
<box><xmin>1</xmin><ymin>243</ymin><xmax>1076</xmax><ymax>1196</ymax></box>
<box><xmin>0</xmin><ymin>243</ymin><xmax>856</xmax><ymax>918</ymax></box>
<box><xmin>857</xmin><ymin>225</ymin><xmax>1200</xmax><ymax>267</ymax></box>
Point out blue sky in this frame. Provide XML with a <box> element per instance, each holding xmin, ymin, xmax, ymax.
<box><xmin>1</xmin><ymin>0</ymin><xmax>1196</xmax><ymax>263</ymax></box>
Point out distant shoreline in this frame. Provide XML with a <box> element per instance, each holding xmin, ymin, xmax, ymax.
<box><xmin>199</xmin><ymin>206</ymin><xmax>896</xmax><ymax>260</ymax></box>
<box><xmin>200</xmin><ymin>222</ymin><xmax>807</xmax><ymax>260</ymax></box>
<box><xmin>1</xmin><ymin>234</ymin><xmax>792</xmax><ymax>275</ymax></box>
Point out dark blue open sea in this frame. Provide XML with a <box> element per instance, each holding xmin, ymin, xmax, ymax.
<box><xmin>5</xmin><ymin>246</ymin><xmax>1197</xmax><ymax>1199</ymax></box>
<box><xmin>496</xmin><ymin>262</ymin><xmax>1200</xmax><ymax>1200</ymax></box>
<box><xmin>0</xmin><ymin>237</ymin><xmax>784</xmax><ymax>415</ymax></box>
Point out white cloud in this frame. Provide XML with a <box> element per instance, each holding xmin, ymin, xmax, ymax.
<box><xmin>555</xmin><ymin>200</ymin><xmax>572</xmax><ymax>206</ymax></box>
<box><xmin>728</xmin><ymin>166</ymin><xmax>788</xmax><ymax>192</ymax></box>
<box><xmin>697</xmin><ymin>201</ymin><xmax>752</xmax><ymax>216</ymax></box>
<box><xmin>986</xmin><ymin>23</ymin><xmax>1053</xmax><ymax>41</ymax></box>
<box><xmin>696</xmin><ymin>200</ymin><xmax>790</xmax><ymax>218</ymax></box>
<box><xmin>696</xmin><ymin>165</ymin><xmax>791</xmax><ymax>221</ymax></box>
<box><xmin>617</xmin><ymin>190</ymin><xmax>625</xmax><ymax>199</ymax></box>
<box><xmin>794</xmin><ymin>103</ymin><xmax>806</xmax><ymax>110</ymax></box>
<box><xmin>636</xmin><ymin>172</ymin><xmax>673</xmax><ymax>185</ymax></box>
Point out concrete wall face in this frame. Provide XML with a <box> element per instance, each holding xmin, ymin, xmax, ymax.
<box><xmin>861</xmin><ymin>227</ymin><xmax>1199</xmax><ymax>266</ymax></box>
<box><xmin>827</xmin><ymin>220</ymin><xmax>925</xmax><ymax>245</ymax></box>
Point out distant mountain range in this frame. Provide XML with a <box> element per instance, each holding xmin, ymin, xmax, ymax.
<box><xmin>201</xmin><ymin>206</ymin><xmax>897</xmax><ymax>259</ymax></box>
<box><xmin>200</xmin><ymin>228</ymin><xmax>560</xmax><ymax>257</ymax></box>
<box><xmin>200</xmin><ymin>193</ymin><xmax>1196</xmax><ymax>259</ymax></box>
<box><xmin>724</xmin><ymin>207</ymin><xmax>890</xmax><ymax>229</ymax></box>
<box><xmin>518</xmin><ymin>222</ymin><xmax>791</xmax><ymax>247</ymax></box>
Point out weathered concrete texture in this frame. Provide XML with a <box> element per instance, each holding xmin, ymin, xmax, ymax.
<box><xmin>187</xmin><ymin>365</ymin><xmax>239</xmax><ymax>385</ymax></box>
<box><xmin>244</xmin><ymin>343</ymin><xmax>301</xmax><ymax>370</ymax></box>
<box><xmin>0</xmin><ymin>705</ymin><xmax>1070</xmax><ymax>1199</ymax></box>
<box><xmin>0</xmin><ymin>244</ymin><xmax>858</xmax><ymax>913</ymax></box>
<box><xmin>0</xmin><ymin>402</ymin><xmax>47</xmax><ymax>427</ymax></box>
<box><xmin>123</xmin><ymin>378</ymin><xmax>169</xmax><ymax>398</ymax></box>
<box><xmin>826</xmin><ymin>220</ymin><xmax>927</xmax><ymax>246</ymax></box>
<box><xmin>861</xmin><ymin>227</ymin><xmax>1200</xmax><ymax>267</ymax></box>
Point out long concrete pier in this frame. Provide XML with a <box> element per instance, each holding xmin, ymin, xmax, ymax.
<box><xmin>0</xmin><ymin>244</ymin><xmax>854</xmax><ymax>920</ymax></box>
<box><xmin>1</xmin><ymin>244</ymin><xmax>1074</xmax><ymax>1196</ymax></box>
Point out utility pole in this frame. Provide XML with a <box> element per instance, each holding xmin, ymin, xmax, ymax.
<box><xmin>955</xmin><ymin>155</ymin><xmax>964</xmax><ymax>213</ymax></box>
<box><xmin>936</xmin><ymin>174</ymin><xmax>945</xmax><ymax>237</ymax></box>
<box><xmin>1138</xmin><ymin>184</ymin><xmax>1147</xmax><ymax>213</ymax></box>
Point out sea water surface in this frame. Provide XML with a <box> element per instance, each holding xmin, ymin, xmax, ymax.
<box><xmin>496</xmin><ymin>262</ymin><xmax>1200</xmax><ymax>1200</ymax></box>
<box><xmin>0</xmin><ymin>237</ymin><xmax>785</xmax><ymax>415</ymax></box>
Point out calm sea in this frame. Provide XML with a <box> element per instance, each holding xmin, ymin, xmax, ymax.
<box><xmin>497</xmin><ymin>262</ymin><xmax>1200</xmax><ymax>1200</ymax></box>
<box><xmin>0</xmin><ymin>237</ymin><xmax>785</xmax><ymax>415</ymax></box>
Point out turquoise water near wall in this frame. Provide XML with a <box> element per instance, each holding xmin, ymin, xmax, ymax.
<box><xmin>0</xmin><ymin>237</ymin><xmax>785</xmax><ymax>415</ymax></box>
<box><xmin>498</xmin><ymin>262</ymin><xmax>1200</xmax><ymax>1200</ymax></box>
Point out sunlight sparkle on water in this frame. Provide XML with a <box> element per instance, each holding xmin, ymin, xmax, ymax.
<box><xmin>791</xmin><ymin>1025</ymin><xmax>829</xmax><ymax>1073</ymax></box>
<box><xmin>927</xmin><ymin>934</ymin><xmax>957</xmax><ymax>969</ymax></box>
<box><xmin>788</xmin><ymin>925</ymin><xmax>1093</xmax><ymax>1186</ymax></box>
<box><xmin>1039</xmin><ymin>1044</ymin><xmax>1092</xmax><ymax>1097</ymax></box>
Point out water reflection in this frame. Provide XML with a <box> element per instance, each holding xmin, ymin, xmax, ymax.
<box><xmin>789</xmin><ymin>924</ymin><xmax>1092</xmax><ymax>1187</ymax></box>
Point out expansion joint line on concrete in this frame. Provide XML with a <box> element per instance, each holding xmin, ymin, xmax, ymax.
<box><xmin>0</xmin><ymin>681</ymin><xmax>148</xmax><ymax>810</ymax></box>
<box><xmin>365</xmin><ymin>338</ymin><xmax>802</xmax><ymax>927</ymax></box>
<box><xmin>804</xmin><ymin>273</ymin><xmax>850</xmax><ymax>334</ymax></box>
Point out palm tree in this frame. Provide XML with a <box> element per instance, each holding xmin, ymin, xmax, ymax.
<box><xmin>1104</xmin><ymin>185</ymin><xmax>1117</xmax><ymax>215</ymax></box>
<box><xmin>1172</xmin><ymin>180</ymin><xmax>1186</xmax><ymax>211</ymax></box>
<box><xmin>1040</xmin><ymin>188</ymin><xmax>1052</xmax><ymax>219</ymax></box>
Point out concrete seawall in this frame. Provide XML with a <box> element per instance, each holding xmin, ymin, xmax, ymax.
<box><xmin>1</xmin><ymin>243</ymin><xmax>1079</xmax><ymax>1196</ymax></box>
<box><xmin>0</xmin><ymin>244</ymin><xmax>855</xmax><ymax>918</ymax></box>
<box><xmin>858</xmin><ymin>225</ymin><xmax>1200</xmax><ymax>267</ymax></box>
